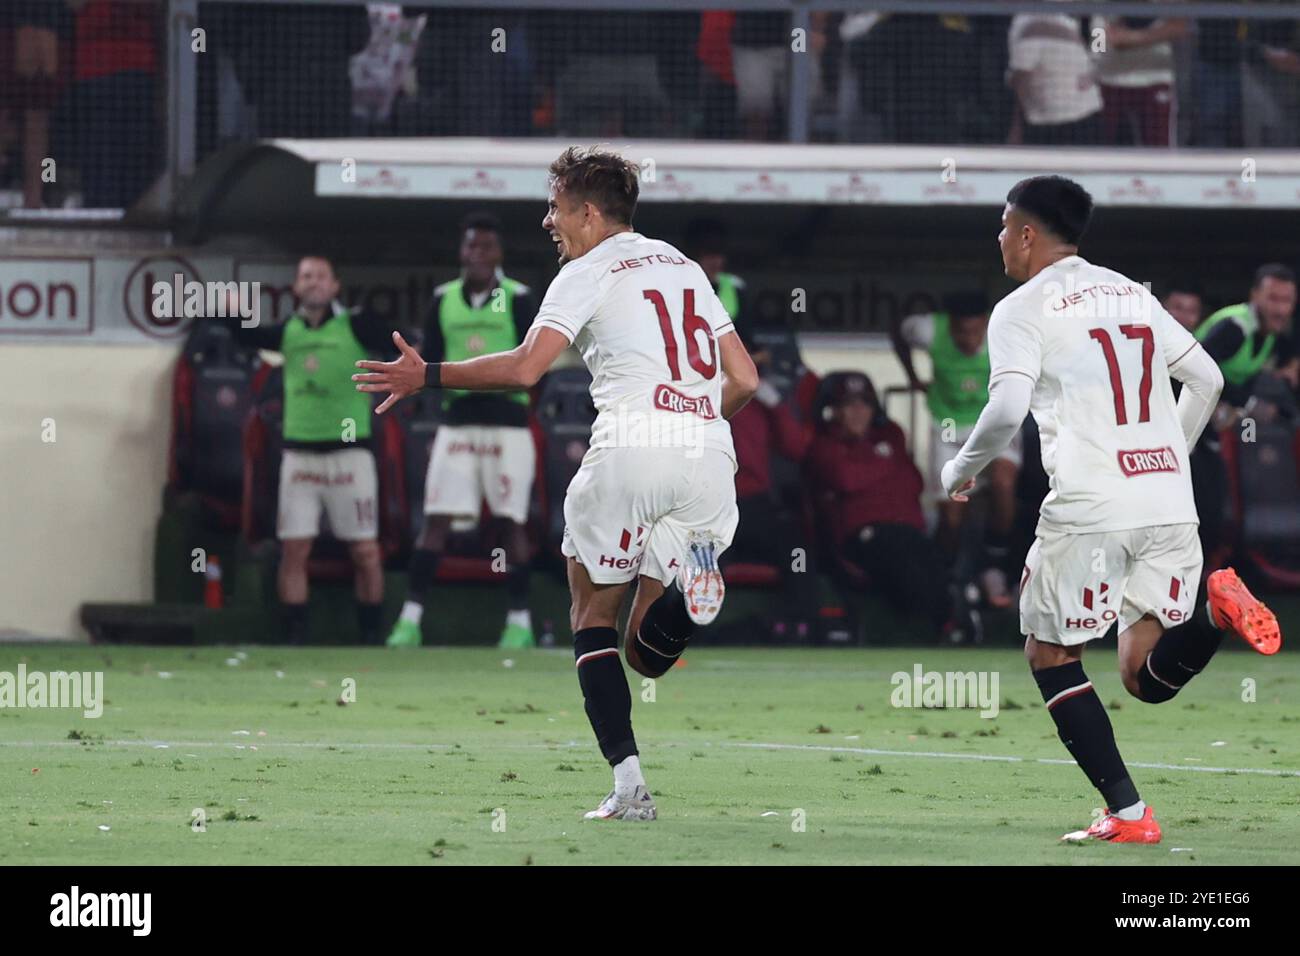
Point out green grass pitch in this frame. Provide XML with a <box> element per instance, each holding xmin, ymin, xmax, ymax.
<box><xmin>2</xmin><ymin>644</ymin><xmax>1297</xmax><ymax>865</ymax></box>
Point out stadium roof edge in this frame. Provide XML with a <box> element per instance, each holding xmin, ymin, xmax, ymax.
<box><xmin>173</xmin><ymin>138</ymin><xmax>1300</xmax><ymax>240</ymax></box>
<box><xmin>265</xmin><ymin>137</ymin><xmax>1300</xmax><ymax>175</ymax></box>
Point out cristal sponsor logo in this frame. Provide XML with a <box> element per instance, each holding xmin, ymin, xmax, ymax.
<box><xmin>1107</xmin><ymin>177</ymin><xmax>1164</xmax><ymax>204</ymax></box>
<box><xmin>921</xmin><ymin>180</ymin><xmax>976</xmax><ymax>202</ymax></box>
<box><xmin>735</xmin><ymin>173</ymin><xmax>789</xmax><ymax>198</ymax></box>
<box><xmin>50</xmin><ymin>886</ymin><xmax>151</xmax><ymax>936</ymax></box>
<box><xmin>890</xmin><ymin>664</ymin><xmax>1000</xmax><ymax>718</ymax></box>
<box><xmin>595</xmin><ymin>402</ymin><xmax>716</xmax><ymax>456</ymax></box>
<box><xmin>356</xmin><ymin>167</ymin><xmax>411</xmax><ymax>192</ymax></box>
<box><xmin>446</xmin><ymin>440</ymin><xmax>503</xmax><ymax>457</ymax></box>
<box><xmin>642</xmin><ymin>172</ymin><xmax>694</xmax><ymax>198</ymax></box>
<box><xmin>0</xmin><ymin>665</ymin><xmax>103</xmax><ymax>718</ymax></box>
<box><xmin>653</xmin><ymin>384</ymin><xmax>716</xmax><ymax>420</ymax></box>
<box><xmin>1202</xmin><ymin>178</ymin><xmax>1256</xmax><ymax>205</ymax></box>
<box><xmin>1118</xmin><ymin>446</ymin><xmax>1180</xmax><ymax>477</ymax></box>
<box><xmin>288</xmin><ymin>470</ymin><xmax>356</xmax><ymax>487</ymax></box>
<box><xmin>826</xmin><ymin>173</ymin><xmax>882</xmax><ymax>202</ymax></box>
<box><xmin>450</xmin><ymin>169</ymin><xmax>506</xmax><ymax>194</ymax></box>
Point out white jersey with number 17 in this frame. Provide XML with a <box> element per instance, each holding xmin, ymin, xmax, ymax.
<box><xmin>988</xmin><ymin>254</ymin><xmax>1202</xmax><ymax>535</ymax></box>
<box><xmin>531</xmin><ymin>231</ymin><xmax>737</xmax><ymax>466</ymax></box>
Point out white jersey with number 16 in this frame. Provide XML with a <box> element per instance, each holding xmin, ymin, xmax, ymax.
<box><xmin>988</xmin><ymin>254</ymin><xmax>1202</xmax><ymax>535</ymax></box>
<box><xmin>532</xmin><ymin>231</ymin><xmax>737</xmax><ymax>466</ymax></box>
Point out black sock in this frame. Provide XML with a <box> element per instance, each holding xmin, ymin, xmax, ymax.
<box><xmin>282</xmin><ymin>603</ymin><xmax>309</xmax><ymax>645</ymax></box>
<box><xmin>506</xmin><ymin>563</ymin><xmax>529</xmax><ymax>610</ymax></box>
<box><xmin>1034</xmin><ymin>661</ymin><xmax>1140</xmax><ymax>811</ymax></box>
<box><xmin>407</xmin><ymin>548</ymin><xmax>440</xmax><ymax>605</ymax></box>
<box><xmin>1138</xmin><ymin>588</ymin><xmax>1222</xmax><ymax>703</ymax></box>
<box><xmin>357</xmin><ymin>601</ymin><xmax>383</xmax><ymax>644</ymax></box>
<box><xmin>633</xmin><ymin>582</ymin><xmax>697</xmax><ymax>678</ymax></box>
<box><xmin>985</xmin><ymin>527</ymin><xmax>1012</xmax><ymax>576</ymax></box>
<box><xmin>574</xmin><ymin>627</ymin><xmax>637</xmax><ymax>766</ymax></box>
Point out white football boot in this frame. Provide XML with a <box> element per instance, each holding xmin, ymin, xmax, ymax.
<box><xmin>583</xmin><ymin>786</ymin><xmax>658</xmax><ymax>821</ymax></box>
<box><xmin>678</xmin><ymin>531</ymin><xmax>725</xmax><ymax>626</ymax></box>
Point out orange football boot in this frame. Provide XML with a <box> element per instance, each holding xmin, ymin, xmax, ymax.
<box><xmin>1207</xmin><ymin>568</ymin><xmax>1282</xmax><ymax>655</ymax></box>
<box><xmin>1062</xmin><ymin>806</ymin><xmax>1162</xmax><ymax>844</ymax></box>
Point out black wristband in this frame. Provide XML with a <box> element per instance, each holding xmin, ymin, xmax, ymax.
<box><xmin>424</xmin><ymin>362</ymin><xmax>442</xmax><ymax>389</ymax></box>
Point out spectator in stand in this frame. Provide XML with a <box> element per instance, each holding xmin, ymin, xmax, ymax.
<box><xmin>1196</xmin><ymin>265</ymin><xmax>1299</xmax><ymax>565</ymax></box>
<box><xmin>1090</xmin><ymin>7</ymin><xmax>1189</xmax><ymax>147</ymax></box>
<box><xmin>1007</xmin><ymin>2</ymin><xmax>1102</xmax><ymax>145</ymax></box>
<box><xmin>732</xmin><ymin>11</ymin><xmax>790</xmax><ymax>141</ymax></box>
<box><xmin>0</xmin><ymin>3</ymin><xmax>70</xmax><ymax>208</ymax></box>
<box><xmin>67</xmin><ymin>0</ymin><xmax>160</xmax><ymax>208</ymax></box>
<box><xmin>1243</xmin><ymin>15</ymin><xmax>1300</xmax><ymax>147</ymax></box>
<box><xmin>1192</xmin><ymin>14</ymin><xmax>1245</xmax><ymax>146</ymax></box>
<box><xmin>894</xmin><ymin>14</ymin><xmax>983</xmax><ymax>144</ymax></box>
<box><xmin>696</xmin><ymin>11</ymin><xmax>738</xmax><ymax>139</ymax></box>
<box><xmin>891</xmin><ymin>293</ymin><xmax>1020</xmax><ymax>609</ymax></box>
<box><xmin>806</xmin><ymin>373</ymin><xmax>952</xmax><ymax>638</ymax></box>
<box><xmin>684</xmin><ymin>218</ymin><xmax>748</xmax><ymax>337</ymax></box>
<box><xmin>1161</xmin><ymin>278</ymin><xmax>1205</xmax><ymax>333</ymax></box>
<box><xmin>731</xmin><ymin>11</ymin><xmax>830</xmax><ymax>141</ymax></box>
<box><xmin>1196</xmin><ymin>263</ymin><xmax>1298</xmax><ymax>411</ymax></box>
<box><xmin>228</xmin><ymin>3</ymin><xmax>367</xmax><ymax>140</ymax></box>
<box><xmin>548</xmin><ymin>12</ymin><xmax>673</xmax><ymax>138</ymax></box>
<box><xmin>1158</xmin><ymin>279</ymin><xmax>1225</xmax><ymax>565</ymax></box>
<box><xmin>727</xmin><ymin>372</ymin><xmax>817</xmax><ymax>641</ymax></box>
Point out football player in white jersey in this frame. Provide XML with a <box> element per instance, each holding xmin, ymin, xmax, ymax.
<box><xmin>354</xmin><ymin>146</ymin><xmax>758</xmax><ymax>821</ymax></box>
<box><xmin>942</xmin><ymin>176</ymin><xmax>1282</xmax><ymax>844</ymax></box>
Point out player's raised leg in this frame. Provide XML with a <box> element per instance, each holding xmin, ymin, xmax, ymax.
<box><xmin>567</xmin><ymin>557</ymin><xmax>656</xmax><ymax>821</ymax></box>
<box><xmin>1115</xmin><ymin>528</ymin><xmax>1280</xmax><ymax>706</ymax></box>
<box><xmin>1208</xmin><ymin>567</ymin><xmax>1282</xmax><ymax>655</ymax></box>
<box><xmin>1115</xmin><ymin>571</ymin><xmax>1281</xmax><ymax>702</ymax></box>
<box><xmin>624</xmin><ymin>531</ymin><xmax>723</xmax><ymax>679</ymax></box>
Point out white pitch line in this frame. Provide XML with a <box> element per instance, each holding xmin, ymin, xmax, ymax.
<box><xmin>4</xmin><ymin>736</ymin><xmax>1299</xmax><ymax>778</ymax></box>
<box><xmin>731</xmin><ymin>742</ymin><xmax>1300</xmax><ymax>778</ymax></box>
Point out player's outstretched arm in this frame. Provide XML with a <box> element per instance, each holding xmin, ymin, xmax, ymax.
<box><xmin>353</xmin><ymin>326</ymin><xmax>569</xmax><ymax>414</ymax></box>
<box><xmin>1159</xmin><ymin>304</ymin><xmax>1224</xmax><ymax>450</ymax></box>
<box><xmin>718</xmin><ymin>330</ymin><xmax>759</xmax><ymax>420</ymax></box>
<box><xmin>940</xmin><ymin>372</ymin><xmax>1033</xmax><ymax>501</ymax></box>
<box><xmin>1168</xmin><ymin>342</ymin><xmax>1224</xmax><ymax>450</ymax></box>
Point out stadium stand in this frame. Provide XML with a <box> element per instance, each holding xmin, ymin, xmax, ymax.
<box><xmin>3</xmin><ymin>0</ymin><xmax>1297</xmax><ymax>647</ymax></box>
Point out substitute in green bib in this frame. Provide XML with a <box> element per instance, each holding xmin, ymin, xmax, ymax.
<box><xmin>685</xmin><ymin>217</ymin><xmax>748</xmax><ymax>334</ymax></box>
<box><xmin>1196</xmin><ymin>263</ymin><xmax>1297</xmax><ymax>409</ymax></box>
<box><xmin>386</xmin><ymin>213</ymin><xmax>540</xmax><ymax>650</ymax></box>
<box><xmin>235</xmin><ymin>256</ymin><xmax>395</xmax><ymax>644</ymax></box>
<box><xmin>892</xmin><ymin>292</ymin><xmax>1021</xmax><ymax>608</ymax></box>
